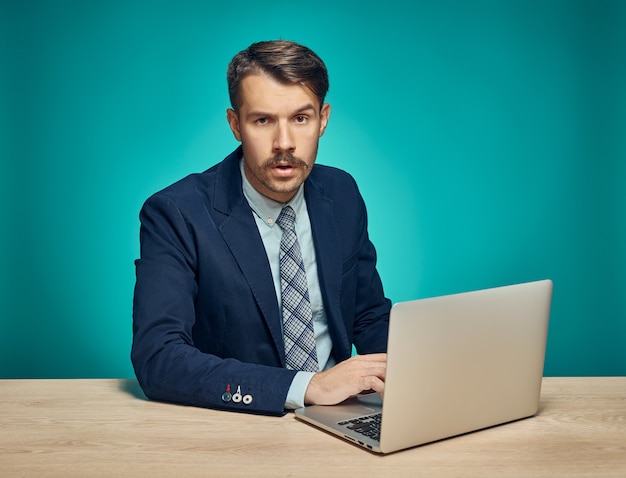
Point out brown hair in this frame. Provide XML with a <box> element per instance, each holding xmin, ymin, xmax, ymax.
<box><xmin>227</xmin><ymin>40</ymin><xmax>329</xmax><ymax>112</ymax></box>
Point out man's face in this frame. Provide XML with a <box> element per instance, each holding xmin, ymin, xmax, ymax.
<box><xmin>227</xmin><ymin>74</ymin><xmax>330</xmax><ymax>203</ymax></box>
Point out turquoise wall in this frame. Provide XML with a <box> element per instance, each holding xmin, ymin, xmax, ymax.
<box><xmin>1</xmin><ymin>0</ymin><xmax>624</xmax><ymax>378</ymax></box>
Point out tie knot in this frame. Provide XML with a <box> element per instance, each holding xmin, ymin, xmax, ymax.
<box><xmin>276</xmin><ymin>206</ymin><xmax>296</xmax><ymax>232</ymax></box>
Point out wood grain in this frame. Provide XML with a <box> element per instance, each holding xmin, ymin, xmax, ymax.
<box><xmin>1</xmin><ymin>378</ymin><xmax>625</xmax><ymax>477</ymax></box>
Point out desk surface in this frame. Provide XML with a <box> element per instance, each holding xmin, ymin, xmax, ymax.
<box><xmin>1</xmin><ymin>378</ymin><xmax>625</xmax><ymax>477</ymax></box>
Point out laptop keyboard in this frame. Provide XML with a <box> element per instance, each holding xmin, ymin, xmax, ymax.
<box><xmin>338</xmin><ymin>413</ymin><xmax>382</xmax><ymax>441</ymax></box>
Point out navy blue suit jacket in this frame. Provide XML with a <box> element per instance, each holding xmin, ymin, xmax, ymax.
<box><xmin>131</xmin><ymin>147</ymin><xmax>391</xmax><ymax>415</ymax></box>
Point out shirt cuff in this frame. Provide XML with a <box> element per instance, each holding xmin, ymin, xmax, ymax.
<box><xmin>284</xmin><ymin>371</ymin><xmax>316</xmax><ymax>409</ymax></box>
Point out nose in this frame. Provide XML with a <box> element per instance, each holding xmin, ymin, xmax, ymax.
<box><xmin>273</xmin><ymin>120</ymin><xmax>295</xmax><ymax>152</ymax></box>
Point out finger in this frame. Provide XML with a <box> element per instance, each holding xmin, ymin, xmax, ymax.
<box><xmin>353</xmin><ymin>353</ymin><xmax>387</xmax><ymax>363</ymax></box>
<box><xmin>360</xmin><ymin>365</ymin><xmax>386</xmax><ymax>381</ymax></box>
<box><xmin>362</xmin><ymin>376</ymin><xmax>385</xmax><ymax>395</ymax></box>
<box><xmin>358</xmin><ymin>360</ymin><xmax>387</xmax><ymax>377</ymax></box>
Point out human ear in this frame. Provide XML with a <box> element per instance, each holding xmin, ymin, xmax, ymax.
<box><xmin>226</xmin><ymin>108</ymin><xmax>242</xmax><ymax>142</ymax></box>
<box><xmin>319</xmin><ymin>103</ymin><xmax>331</xmax><ymax>137</ymax></box>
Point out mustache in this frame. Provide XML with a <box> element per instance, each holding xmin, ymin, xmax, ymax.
<box><xmin>264</xmin><ymin>152</ymin><xmax>309</xmax><ymax>169</ymax></box>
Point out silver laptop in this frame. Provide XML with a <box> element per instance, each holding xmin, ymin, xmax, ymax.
<box><xmin>295</xmin><ymin>279</ymin><xmax>553</xmax><ymax>454</ymax></box>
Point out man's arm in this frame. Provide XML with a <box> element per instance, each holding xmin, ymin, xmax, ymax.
<box><xmin>131</xmin><ymin>192</ymin><xmax>296</xmax><ymax>416</ymax></box>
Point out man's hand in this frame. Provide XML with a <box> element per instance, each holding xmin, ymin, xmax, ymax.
<box><xmin>304</xmin><ymin>353</ymin><xmax>387</xmax><ymax>406</ymax></box>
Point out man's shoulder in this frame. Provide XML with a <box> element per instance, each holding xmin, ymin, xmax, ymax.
<box><xmin>309</xmin><ymin>163</ymin><xmax>358</xmax><ymax>189</ymax></box>
<box><xmin>153</xmin><ymin>167</ymin><xmax>216</xmax><ymax>199</ymax></box>
<box><xmin>305</xmin><ymin>164</ymin><xmax>361</xmax><ymax>201</ymax></box>
<box><xmin>145</xmin><ymin>147</ymin><xmax>240</xmax><ymax>205</ymax></box>
<box><xmin>311</xmin><ymin>162</ymin><xmax>353</xmax><ymax>179</ymax></box>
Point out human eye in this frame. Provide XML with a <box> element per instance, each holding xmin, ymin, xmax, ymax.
<box><xmin>255</xmin><ymin>117</ymin><xmax>269</xmax><ymax>125</ymax></box>
<box><xmin>294</xmin><ymin>115</ymin><xmax>308</xmax><ymax>124</ymax></box>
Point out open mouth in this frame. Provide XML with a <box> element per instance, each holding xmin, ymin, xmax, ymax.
<box><xmin>272</xmin><ymin>163</ymin><xmax>297</xmax><ymax>176</ymax></box>
<box><xmin>266</xmin><ymin>153</ymin><xmax>307</xmax><ymax>178</ymax></box>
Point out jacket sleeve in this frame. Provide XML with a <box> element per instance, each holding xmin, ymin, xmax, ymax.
<box><xmin>131</xmin><ymin>192</ymin><xmax>297</xmax><ymax>416</ymax></box>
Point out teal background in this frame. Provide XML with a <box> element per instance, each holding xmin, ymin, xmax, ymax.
<box><xmin>1</xmin><ymin>0</ymin><xmax>624</xmax><ymax>378</ymax></box>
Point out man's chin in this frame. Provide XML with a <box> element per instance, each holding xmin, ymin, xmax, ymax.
<box><xmin>263</xmin><ymin>179</ymin><xmax>304</xmax><ymax>202</ymax></box>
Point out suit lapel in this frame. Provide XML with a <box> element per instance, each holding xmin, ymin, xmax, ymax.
<box><xmin>212</xmin><ymin>149</ymin><xmax>285</xmax><ymax>365</ymax></box>
<box><xmin>305</xmin><ymin>178</ymin><xmax>352</xmax><ymax>359</ymax></box>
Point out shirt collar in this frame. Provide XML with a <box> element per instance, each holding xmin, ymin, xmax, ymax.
<box><xmin>240</xmin><ymin>157</ymin><xmax>305</xmax><ymax>228</ymax></box>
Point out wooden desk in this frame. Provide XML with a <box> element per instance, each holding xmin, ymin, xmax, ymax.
<box><xmin>1</xmin><ymin>378</ymin><xmax>624</xmax><ymax>477</ymax></box>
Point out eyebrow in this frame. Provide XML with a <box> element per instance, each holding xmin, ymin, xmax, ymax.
<box><xmin>246</xmin><ymin>103</ymin><xmax>318</xmax><ymax>119</ymax></box>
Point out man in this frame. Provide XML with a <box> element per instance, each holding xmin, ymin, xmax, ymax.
<box><xmin>132</xmin><ymin>40</ymin><xmax>391</xmax><ymax>416</ymax></box>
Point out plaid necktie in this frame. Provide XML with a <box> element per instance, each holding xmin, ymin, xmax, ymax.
<box><xmin>276</xmin><ymin>206</ymin><xmax>319</xmax><ymax>372</ymax></box>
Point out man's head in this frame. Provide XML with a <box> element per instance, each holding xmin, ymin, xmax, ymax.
<box><xmin>227</xmin><ymin>40</ymin><xmax>329</xmax><ymax>114</ymax></box>
<box><xmin>226</xmin><ymin>40</ymin><xmax>331</xmax><ymax>203</ymax></box>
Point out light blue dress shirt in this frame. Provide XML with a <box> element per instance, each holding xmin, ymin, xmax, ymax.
<box><xmin>240</xmin><ymin>160</ymin><xmax>335</xmax><ymax>409</ymax></box>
